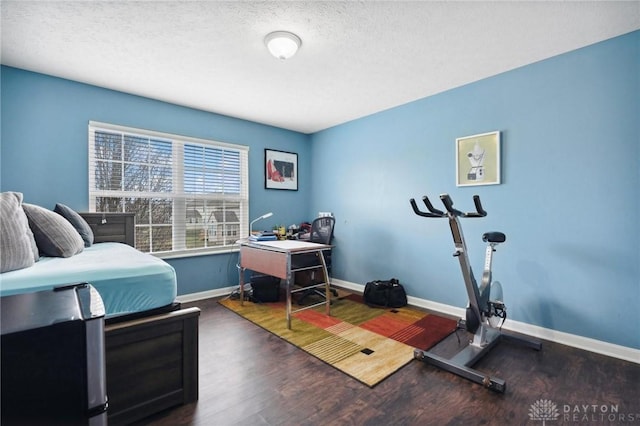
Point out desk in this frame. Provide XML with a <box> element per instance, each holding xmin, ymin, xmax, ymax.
<box><xmin>239</xmin><ymin>240</ymin><xmax>331</xmax><ymax>329</ymax></box>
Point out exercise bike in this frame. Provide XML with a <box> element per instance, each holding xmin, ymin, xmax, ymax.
<box><xmin>409</xmin><ymin>193</ymin><xmax>541</xmax><ymax>393</ymax></box>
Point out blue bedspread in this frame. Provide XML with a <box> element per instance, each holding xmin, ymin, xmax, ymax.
<box><xmin>0</xmin><ymin>243</ymin><xmax>177</xmax><ymax>318</ymax></box>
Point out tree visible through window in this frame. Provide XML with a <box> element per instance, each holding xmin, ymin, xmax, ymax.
<box><xmin>88</xmin><ymin>121</ymin><xmax>249</xmax><ymax>255</ymax></box>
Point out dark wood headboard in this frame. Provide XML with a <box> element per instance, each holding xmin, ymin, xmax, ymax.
<box><xmin>79</xmin><ymin>213</ymin><xmax>135</xmax><ymax>247</ymax></box>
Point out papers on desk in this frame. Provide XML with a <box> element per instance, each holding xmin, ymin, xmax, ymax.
<box><xmin>249</xmin><ymin>232</ymin><xmax>277</xmax><ymax>242</ymax></box>
<box><xmin>248</xmin><ymin>240</ymin><xmax>330</xmax><ymax>251</ymax></box>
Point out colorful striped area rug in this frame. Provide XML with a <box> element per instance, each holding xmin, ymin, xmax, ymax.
<box><xmin>219</xmin><ymin>293</ymin><xmax>457</xmax><ymax>387</ymax></box>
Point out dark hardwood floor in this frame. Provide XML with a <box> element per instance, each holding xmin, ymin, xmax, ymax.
<box><xmin>135</xmin><ymin>297</ymin><xmax>639</xmax><ymax>426</ymax></box>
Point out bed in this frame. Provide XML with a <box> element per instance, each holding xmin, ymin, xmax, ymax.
<box><xmin>0</xmin><ymin>242</ymin><xmax>177</xmax><ymax>318</ymax></box>
<box><xmin>0</xmin><ymin>195</ymin><xmax>199</xmax><ymax>425</ymax></box>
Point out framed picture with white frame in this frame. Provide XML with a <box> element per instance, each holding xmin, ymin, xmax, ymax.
<box><xmin>456</xmin><ymin>131</ymin><xmax>501</xmax><ymax>187</ymax></box>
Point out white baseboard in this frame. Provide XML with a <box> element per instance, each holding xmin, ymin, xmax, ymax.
<box><xmin>178</xmin><ymin>278</ymin><xmax>640</xmax><ymax>364</ymax></box>
<box><xmin>176</xmin><ymin>286</ymin><xmax>238</xmax><ymax>303</ymax></box>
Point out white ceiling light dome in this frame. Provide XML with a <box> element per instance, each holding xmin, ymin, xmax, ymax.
<box><xmin>264</xmin><ymin>31</ymin><xmax>302</xmax><ymax>60</ymax></box>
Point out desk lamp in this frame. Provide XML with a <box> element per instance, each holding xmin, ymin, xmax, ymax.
<box><xmin>250</xmin><ymin>212</ymin><xmax>273</xmax><ymax>235</ymax></box>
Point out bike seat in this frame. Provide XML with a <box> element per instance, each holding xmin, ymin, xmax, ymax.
<box><xmin>483</xmin><ymin>232</ymin><xmax>506</xmax><ymax>243</ymax></box>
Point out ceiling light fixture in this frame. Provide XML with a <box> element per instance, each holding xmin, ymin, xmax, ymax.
<box><xmin>264</xmin><ymin>31</ymin><xmax>301</xmax><ymax>60</ymax></box>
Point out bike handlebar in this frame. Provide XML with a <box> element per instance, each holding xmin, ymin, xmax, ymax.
<box><xmin>423</xmin><ymin>196</ymin><xmax>445</xmax><ymax>216</ymax></box>
<box><xmin>410</xmin><ymin>197</ymin><xmax>444</xmax><ymax>218</ymax></box>
<box><xmin>470</xmin><ymin>195</ymin><xmax>487</xmax><ymax>217</ymax></box>
<box><xmin>410</xmin><ymin>193</ymin><xmax>487</xmax><ymax>218</ymax></box>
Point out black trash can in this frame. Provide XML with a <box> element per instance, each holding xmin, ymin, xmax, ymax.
<box><xmin>250</xmin><ymin>274</ymin><xmax>281</xmax><ymax>302</ymax></box>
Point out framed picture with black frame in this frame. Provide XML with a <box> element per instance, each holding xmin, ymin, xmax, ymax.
<box><xmin>265</xmin><ymin>149</ymin><xmax>298</xmax><ymax>190</ymax></box>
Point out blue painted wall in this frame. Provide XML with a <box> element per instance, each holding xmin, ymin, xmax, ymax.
<box><xmin>1</xmin><ymin>31</ymin><xmax>638</xmax><ymax>349</ymax></box>
<box><xmin>310</xmin><ymin>31</ymin><xmax>639</xmax><ymax>349</ymax></box>
<box><xmin>0</xmin><ymin>66</ymin><xmax>311</xmax><ymax>295</ymax></box>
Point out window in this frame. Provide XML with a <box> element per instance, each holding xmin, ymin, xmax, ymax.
<box><xmin>88</xmin><ymin>121</ymin><xmax>249</xmax><ymax>257</ymax></box>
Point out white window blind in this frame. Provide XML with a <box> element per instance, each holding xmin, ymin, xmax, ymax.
<box><xmin>88</xmin><ymin>121</ymin><xmax>249</xmax><ymax>257</ymax></box>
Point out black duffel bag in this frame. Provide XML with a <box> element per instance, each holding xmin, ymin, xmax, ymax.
<box><xmin>363</xmin><ymin>278</ymin><xmax>407</xmax><ymax>308</ymax></box>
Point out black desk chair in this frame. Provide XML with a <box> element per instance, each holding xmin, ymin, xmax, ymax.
<box><xmin>296</xmin><ymin>216</ymin><xmax>338</xmax><ymax>304</ymax></box>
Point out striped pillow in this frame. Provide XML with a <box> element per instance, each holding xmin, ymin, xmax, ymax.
<box><xmin>0</xmin><ymin>192</ymin><xmax>37</xmax><ymax>273</ymax></box>
<box><xmin>22</xmin><ymin>203</ymin><xmax>84</xmax><ymax>258</ymax></box>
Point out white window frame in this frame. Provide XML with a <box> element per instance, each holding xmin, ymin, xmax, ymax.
<box><xmin>88</xmin><ymin>121</ymin><xmax>249</xmax><ymax>258</ymax></box>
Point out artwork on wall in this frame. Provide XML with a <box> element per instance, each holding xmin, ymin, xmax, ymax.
<box><xmin>456</xmin><ymin>131</ymin><xmax>501</xmax><ymax>186</ymax></box>
<box><xmin>265</xmin><ymin>149</ymin><xmax>298</xmax><ymax>190</ymax></box>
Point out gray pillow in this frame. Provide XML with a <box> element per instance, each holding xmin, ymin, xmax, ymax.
<box><xmin>22</xmin><ymin>203</ymin><xmax>84</xmax><ymax>258</ymax></box>
<box><xmin>54</xmin><ymin>203</ymin><xmax>94</xmax><ymax>247</ymax></box>
<box><xmin>0</xmin><ymin>192</ymin><xmax>38</xmax><ymax>273</ymax></box>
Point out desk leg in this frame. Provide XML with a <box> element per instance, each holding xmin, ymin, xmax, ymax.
<box><xmin>239</xmin><ymin>267</ymin><xmax>245</xmax><ymax>306</ymax></box>
<box><xmin>286</xmin><ymin>275</ymin><xmax>292</xmax><ymax>329</ymax></box>
<box><xmin>319</xmin><ymin>251</ymin><xmax>330</xmax><ymax>316</ymax></box>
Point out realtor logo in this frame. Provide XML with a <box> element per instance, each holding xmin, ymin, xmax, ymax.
<box><xmin>529</xmin><ymin>399</ymin><xmax>560</xmax><ymax>425</ymax></box>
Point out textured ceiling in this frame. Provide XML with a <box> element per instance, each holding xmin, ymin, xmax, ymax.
<box><xmin>1</xmin><ymin>1</ymin><xmax>639</xmax><ymax>134</ymax></box>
